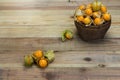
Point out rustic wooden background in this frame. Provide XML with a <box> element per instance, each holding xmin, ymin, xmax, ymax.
<box><xmin>0</xmin><ymin>0</ymin><xmax>120</xmax><ymax>80</ymax></box>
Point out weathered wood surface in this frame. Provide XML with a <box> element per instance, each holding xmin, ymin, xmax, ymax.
<box><xmin>0</xmin><ymin>0</ymin><xmax>120</xmax><ymax>80</ymax></box>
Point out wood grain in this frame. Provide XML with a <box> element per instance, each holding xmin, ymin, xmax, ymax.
<box><xmin>0</xmin><ymin>10</ymin><xmax>119</xmax><ymax>26</ymax></box>
<box><xmin>0</xmin><ymin>0</ymin><xmax>119</xmax><ymax>10</ymax></box>
<box><xmin>0</xmin><ymin>50</ymin><xmax>120</xmax><ymax>68</ymax></box>
<box><xmin>0</xmin><ymin>10</ymin><xmax>119</xmax><ymax>38</ymax></box>
<box><xmin>1</xmin><ymin>67</ymin><xmax>120</xmax><ymax>80</ymax></box>
<box><xmin>0</xmin><ymin>38</ymin><xmax>119</xmax><ymax>51</ymax></box>
<box><xmin>0</xmin><ymin>0</ymin><xmax>120</xmax><ymax>80</ymax></box>
<box><xmin>0</xmin><ymin>25</ymin><xmax>119</xmax><ymax>38</ymax></box>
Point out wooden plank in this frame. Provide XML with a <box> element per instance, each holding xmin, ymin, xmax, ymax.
<box><xmin>1</xmin><ymin>67</ymin><xmax>120</xmax><ymax>80</ymax></box>
<box><xmin>0</xmin><ymin>0</ymin><xmax>119</xmax><ymax>10</ymax></box>
<box><xmin>0</xmin><ymin>10</ymin><xmax>119</xmax><ymax>26</ymax></box>
<box><xmin>0</xmin><ymin>10</ymin><xmax>119</xmax><ymax>16</ymax></box>
<box><xmin>0</xmin><ymin>0</ymin><xmax>119</xmax><ymax>6</ymax></box>
<box><xmin>0</xmin><ymin>26</ymin><xmax>75</xmax><ymax>38</ymax></box>
<box><xmin>0</xmin><ymin>50</ymin><xmax>120</xmax><ymax>68</ymax></box>
<box><xmin>0</xmin><ymin>0</ymin><xmax>68</xmax><ymax>3</ymax></box>
<box><xmin>0</xmin><ymin>25</ymin><xmax>119</xmax><ymax>38</ymax></box>
<box><xmin>0</xmin><ymin>0</ymin><xmax>119</xmax><ymax>80</ymax></box>
<box><xmin>0</xmin><ymin>24</ymin><xmax>120</xmax><ymax>39</ymax></box>
<box><xmin>0</xmin><ymin>38</ymin><xmax>119</xmax><ymax>51</ymax></box>
<box><xmin>0</xmin><ymin>10</ymin><xmax>77</xmax><ymax>26</ymax></box>
<box><xmin>0</xmin><ymin>10</ymin><xmax>119</xmax><ymax>38</ymax></box>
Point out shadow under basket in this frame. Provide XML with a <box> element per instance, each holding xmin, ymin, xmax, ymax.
<box><xmin>74</xmin><ymin>20</ymin><xmax>111</xmax><ymax>41</ymax></box>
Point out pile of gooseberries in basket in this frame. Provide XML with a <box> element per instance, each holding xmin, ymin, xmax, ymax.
<box><xmin>74</xmin><ymin>0</ymin><xmax>111</xmax><ymax>26</ymax></box>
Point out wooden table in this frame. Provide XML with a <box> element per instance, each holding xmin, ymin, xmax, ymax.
<box><xmin>0</xmin><ymin>0</ymin><xmax>120</xmax><ymax>80</ymax></box>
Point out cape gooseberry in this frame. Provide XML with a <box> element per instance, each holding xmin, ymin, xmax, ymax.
<box><xmin>83</xmin><ymin>16</ymin><xmax>91</xmax><ymax>25</ymax></box>
<box><xmin>86</xmin><ymin>3</ymin><xmax>92</xmax><ymax>9</ymax></box>
<box><xmin>93</xmin><ymin>11</ymin><xmax>101</xmax><ymax>18</ymax></box>
<box><xmin>85</xmin><ymin>8</ymin><xmax>93</xmax><ymax>16</ymax></box>
<box><xmin>102</xmin><ymin>13</ymin><xmax>111</xmax><ymax>21</ymax></box>
<box><xmin>77</xmin><ymin>15</ymin><xmax>84</xmax><ymax>22</ymax></box>
<box><xmin>79</xmin><ymin>4</ymin><xmax>86</xmax><ymax>10</ymax></box>
<box><xmin>32</xmin><ymin>50</ymin><xmax>43</xmax><ymax>60</ymax></box>
<box><xmin>38</xmin><ymin>58</ymin><xmax>48</xmax><ymax>68</ymax></box>
<box><xmin>24</xmin><ymin>55</ymin><xmax>34</xmax><ymax>67</ymax></box>
<box><xmin>94</xmin><ymin>17</ymin><xmax>103</xmax><ymax>25</ymax></box>
<box><xmin>92</xmin><ymin>0</ymin><xmax>102</xmax><ymax>11</ymax></box>
<box><xmin>101</xmin><ymin>5</ymin><xmax>107</xmax><ymax>13</ymax></box>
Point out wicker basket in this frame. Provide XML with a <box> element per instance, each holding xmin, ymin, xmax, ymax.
<box><xmin>74</xmin><ymin>20</ymin><xmax>111</xmax><ymax>41</ymax></box>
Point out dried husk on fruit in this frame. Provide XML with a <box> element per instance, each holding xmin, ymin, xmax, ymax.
<box><xmin>24</xmin><ymin>55</ymin><xmax>34</xmax><ymax>67</ymax></box>
<box><xmin>92</xmin><ymin>0</ymin><xmax>102</xmax><ymax>11</ymax></box>
<box><xmin>61</xmin><ymin>30</ymin><xmax>73</xmax><ymax>41</ymax></box>
<box><xmin>44</xmin><ymin>50</ymin><xmax>55</xmax><ymax>63</ymax></box>
<box><xmin>92</xmin><ymin>11</ymin><xmax>101</xmax><ymax>18</ymax></box>
<box><xmin>74</xmin><ymin>9</ymin><xmax>83</xmax><ymax>16</ymax></box>
<box><xmin>61</xmin><ymin>30</ymin><xmax>67</xmax><ymax>41</ymax></box>
<box><xmin>65</xmin><ymin>30</ymin><xmax>73</xmax><ymax>39</ymax></box>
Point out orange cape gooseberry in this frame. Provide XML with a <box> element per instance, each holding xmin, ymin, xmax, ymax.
<box><xmin>102</xmin><ymin>13</ymin><xmax>111</xmax><ymax>21</ymax></box>
<box><xmin>86</xmin><ymin>3</ymin><xmax>92</xmax><ymax>8</ymax></box>
<box><xmin>79</xmin><ymin>4</ymin><xmax>86</xmax><ymax>10</ymax></box>
<box><xmin>38</xmin><ymin>58</ymin><xmax>48</xmax><ymax>68</ymax></box>
<box><xmin>65</xmin><ymin>31</ymin><xmax>73</xmax><ymax>39</ymax></box>
<box><xmin>85</xmin><ymin>8</ymin><xmax>93</xmax><ymax>16</ymax></box>
<box><xmin>101</xmin><ymin>6</ymin><xmax>107</xmax><ymax>13</ymax></box>
<box><xmin>33</xmin><ymin>50</ymin><xmax>43</xmax><ymax>59</ymax></box>
<box><xmin>83</xmin><ymin>17</ymin><xmax>91</xmax><ymax>25</ymax></box>
<box><xmin>93</xmin><ymin>11</ymin><xmax>100</xmax><ymax>18</ymax></box>
<box><xmin>77</xmin><ymin>15</ymin><xmax>84</xmax><ymax>22</ymax></box>
<box><xmin>94</xmin><ymin>18</ymin><xmax>102</xmax><ymax>25</ymax></box>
